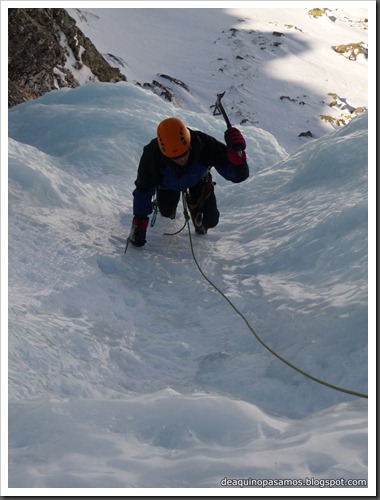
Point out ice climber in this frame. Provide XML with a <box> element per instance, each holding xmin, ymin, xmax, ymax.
<box><xmin>129</xmin><ymin>117</ymin><xmax>249</xmax><ymax>247</ymax></box>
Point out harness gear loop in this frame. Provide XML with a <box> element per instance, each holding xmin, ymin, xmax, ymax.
<box><xmin>186</xmin><ymin>170</ymin><xmax>214</xmax><ymax>213</ymax></box>
<box><xmin>186</xmin><ymin>171</ymin><xmax>214</xmax><ymax>231</ymax></box>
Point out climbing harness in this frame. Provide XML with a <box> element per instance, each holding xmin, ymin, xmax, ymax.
<box><xmin>162</xmin><ymin>176</ymin><xmax>213</xmax><ymax>236</ymax></box>
<box><xmin>165</xmin><ymin>194</ymin><xmax>368</xmax><ymax>400</ymax></box>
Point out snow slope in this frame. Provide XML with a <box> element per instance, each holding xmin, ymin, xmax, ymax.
<box><xmin>3</xmin><ymin>2</ymin><xmax>375</xmax><ymax>495</ymax></box>
<box><xmin>6</xmin><ymin>81</ymin><xmax>370</xmax><ymax>492</ymax></box>
<box><xmin>67</xmin><ymin>5</ymin><xmax>370</xmax><ymax>154</ymax></box>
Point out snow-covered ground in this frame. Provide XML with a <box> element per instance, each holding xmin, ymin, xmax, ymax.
<box><xmin>2</xmin><ymin>2</ymin><xmax>375</xmax><ymax>495</ymax></box>
<box><xmin>66</xmin><ymin>4</ymin><xmax>370</xmax><ymax>155</ymax></box>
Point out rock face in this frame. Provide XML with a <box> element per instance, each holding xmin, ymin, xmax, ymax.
<box><xmin>8</xmin><ymin>8</ymin><xmax>126</xmax><ymax>108</ymax></box>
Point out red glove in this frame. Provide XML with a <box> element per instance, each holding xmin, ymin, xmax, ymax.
<box><xmin>130</xmin><ymin>216</ymin><xmax>149</xmax><ymax>247</ymax></box>
<box><xmin>224</xmin><ymin>127</ymin><xmax>247</xmax><ymax>166</ymax></box>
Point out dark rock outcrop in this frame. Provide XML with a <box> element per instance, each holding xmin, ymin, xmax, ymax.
<box><xmin>8</xmin><ymin>8</ymin><xmax>126</xmax><ymax>108</ymax></box>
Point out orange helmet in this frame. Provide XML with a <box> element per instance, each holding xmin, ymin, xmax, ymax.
<box><xmin>157</xmin><ymin>118</ymin><xmax>191</xmax><ymax>158</ymax></box>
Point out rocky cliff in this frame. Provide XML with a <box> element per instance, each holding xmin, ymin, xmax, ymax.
<box><xmin>8</xmin><ymin>8</ymin><xmax>126</xmax><ymax>108</ymax></box>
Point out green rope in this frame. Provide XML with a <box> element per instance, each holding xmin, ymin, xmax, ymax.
<box><xmin>163</xmin><ymin>219</ymin><xmax>187</xmax><ymax>236</ymax></box>
<box><xmin>162</xmin><ymin>191</ymin><xmax>191</xmax><ymax>236</ymax></box>
<box><xmin>180</xmin><ymin>195</ymin><xmax>368</xmax><ymax>400</ymax></box>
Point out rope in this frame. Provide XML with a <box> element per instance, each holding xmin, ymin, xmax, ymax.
<box><xmin>178</xmin><ymin>194</ymin><xmax>368</xmax><ymax>400</ymax></box>
<box><xmin>163</xmin><ymin>219</ymin><xmax>187</xmax><ymax>236</ymax></box>
<box><xmin>163</xmin><ymin>192</ymin><xmax>190</xmax><ymax>236</ymax></box>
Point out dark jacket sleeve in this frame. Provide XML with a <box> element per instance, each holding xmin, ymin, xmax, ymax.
<box><xmin>194</xmin><ymin>131</ymin><xmax>249</xmax><ymax>183</ymax></box>
<box><xmin>133</xmin><ymin>139</ymin><xmax>161</xmax><ymax>216</ymax></box>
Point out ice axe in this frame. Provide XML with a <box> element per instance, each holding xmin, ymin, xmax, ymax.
<box><xmin>211</xmin><ymin>91</ymin><xmax>232</xmax><ymax>128</ymax></box>
<box><xmin>211</xmin><ymin>92</ymin><xmax>243</xmax><ymax>156</ymax></box>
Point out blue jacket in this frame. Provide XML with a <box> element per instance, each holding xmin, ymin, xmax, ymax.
<box><xmin>133</xmin><ymin>129</ymin><xmax>249</xmax><ymax>216</ymax></box>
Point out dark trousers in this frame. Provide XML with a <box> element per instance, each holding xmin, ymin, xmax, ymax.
<box><xmin>157</xmin><ymin>177</ymin><xmax>219</xmax><ymax>229</ymax></box>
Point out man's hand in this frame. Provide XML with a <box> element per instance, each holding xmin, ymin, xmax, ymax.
<box><xmin>224</xmin><ymin>127</ymin><xmax>247</xmax><ymax>166</ymax></box>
